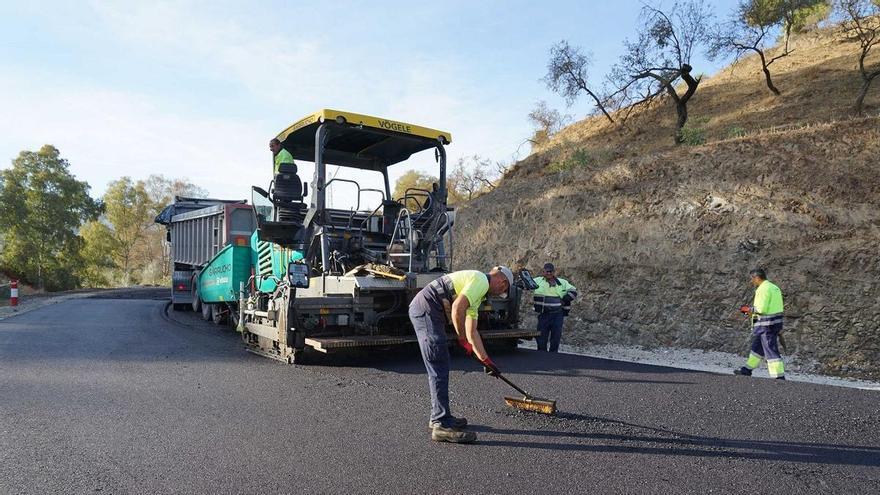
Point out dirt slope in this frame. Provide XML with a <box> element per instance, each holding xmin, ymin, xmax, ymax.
<box><xmin>454</xmin><ymin>25</ymin><xmax>880</xmax><ymax>379</ymax></box>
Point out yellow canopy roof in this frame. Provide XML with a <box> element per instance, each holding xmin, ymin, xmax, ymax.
<box><xmin>275</xmin><ymin>109</ymin><xmax>452</xmax><ymax>170</ymax></box>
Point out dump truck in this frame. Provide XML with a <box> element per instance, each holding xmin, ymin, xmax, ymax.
<box><xmin>237</xmin><ymin>109</ymin><xmax>538</xmax><ymax>363</ymax></box>
<box><xmin>155</xmin><ymin>197</ymin><xmax>256</xmax><ymax>321</ymax></box>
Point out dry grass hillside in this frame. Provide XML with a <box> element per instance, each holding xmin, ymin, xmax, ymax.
<box><xmin>454</xmin><ymin>24</ymin><xmax>880</xmax><ymax>379</ymax></box>
<box><xmin>517</xmin><ymin>23</ymin><xmax>879</xmax><ymax>170</ymax></box>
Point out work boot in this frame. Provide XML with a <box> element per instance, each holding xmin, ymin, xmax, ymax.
<box><xmin>734</xmin><ymin>367</ymin><xmax>753</xmax><ymax>376</ymax></box>
<box><xmin>431</xmin><ymin>426</ymin><xmax>477</xmax><ymax>444</ymax></box>
<box><xmin>428</xmin><ymin>416</ymin><xmax>468</xmax><ymax>430</ymax></box>
<box><xmin>776</xmin><ymin>376</ymin><xmax>786</xmax><ymax>380</ymax></box>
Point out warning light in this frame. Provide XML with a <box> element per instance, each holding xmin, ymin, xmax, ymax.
<box><xmin>234</xmin><ymin>236</ymin><xmax>248</xmax><ymax>246</ymax></box>
<box><xmin>176</xmin><ymin>284</ymin><xmax>186</xmax><ymax>291</ymax></box>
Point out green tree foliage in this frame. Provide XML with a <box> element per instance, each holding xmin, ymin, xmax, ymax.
<box><xmin>392</xmin><ymin>160</ymin><xmax>500</xmax><ymax>210</ymax></box>
<box><xmin>762</xmin><ymin>0</ymin><xmax>833</xmax><ymax>51</ymax></box>
<box><xmin>103</xmin><ymin>177</ymin><xmax>152</xmax><ymax>285</ymax></box>
<box><xmin>80</xmin><ymin>174</ymin><xmax>207</xmax><ymax>288</ymax></box>
<box><xmin>144</xmin><ymin>174</ymin><xmax>209</xmax><ymax>219</ymax></box>
<box><xmin>393</xmin><ymin>170</ymin><xmax>437</xmax><ymax>212</ymax></box>
<box><xmin>392</xmin><ymin>170</ymin><xmax>436</xmax><ymax>203</ymax></box>
<box><xmin>784</xmin><ymin>0</ymin><xmax>833</xmax><ymax>35</ymax></box>
<box><xmin>0</xmin><ymin>145</ymin><xmax>100</xmax><ymax>290</ymax></box>
<box><xmin>78</xmin><ymin>220</ymin><xmax>117</xmax><ymax>288</ymax></box>
<box><xmin>142</xmin><ymin>174</ymin><xmax>208</xmax><ymax>283</ymax></box>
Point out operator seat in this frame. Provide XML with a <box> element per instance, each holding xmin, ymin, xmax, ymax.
<box><xmin>273</xmin><ymin>163</ymin><xmax>308</xmax><ymax>222</ymax></box>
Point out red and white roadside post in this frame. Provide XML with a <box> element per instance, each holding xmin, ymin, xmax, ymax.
<box><xmin>10</xmin><ymin>279</ymin><xmax>18</xmax><ymax>307</ymax></box>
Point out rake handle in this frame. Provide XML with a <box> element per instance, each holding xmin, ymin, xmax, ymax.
<box><xmin>460</xmin><ymin>334</ymin><xmax>532</xmax><ymax>399</ymax></box>
<box><xmin>467</xmin><ymin>351</ymin><xmax>534</xmax><ymax>398</ymax></box>
<box><xmin>495</xmin><ymin>372</ymin><xmax>533</xmax><ymax>399</ymax></box>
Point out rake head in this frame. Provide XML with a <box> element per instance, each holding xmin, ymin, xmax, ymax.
<box><xmin>504</xmin><ymin>396</ymin><xmax>558</xmax><ymax>415</ymax></box>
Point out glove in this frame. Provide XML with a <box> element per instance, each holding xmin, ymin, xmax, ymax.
<box><xmin>562</xmin><ymin>294</ymin><xmax>574</xmax><ymax>304</ymax></box>
<box><xmin>481</xmin><ymin>356</ymin><xmax>500</xmax><ymax>377</ymax></box>
<box><xmin>457</xmin><ymin>337</ymin><xmax>473</xmax><ymax>356</ymax></box>
<box><xmin>739</xmin><ymin>305</ymin><xmax>752</xmax><ymax>315</ymax></box>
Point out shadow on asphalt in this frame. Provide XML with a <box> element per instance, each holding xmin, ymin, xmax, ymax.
<box><xmin>468</xmin><ymin>413</ymin><xmax>880</xmax><ymax>467</ymax></box>
<box><xmin>306</xmin><ymin>346</ymin><xmax>700</xmax><ymax>385</ymax></box>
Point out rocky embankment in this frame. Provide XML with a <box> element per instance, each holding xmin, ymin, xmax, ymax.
<box><xmin>455</xmin><ymin>117</ymin><xmax>880</xmax><ymax>380</ymax></box>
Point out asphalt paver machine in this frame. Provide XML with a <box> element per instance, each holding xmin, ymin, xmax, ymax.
<box><xmin>241</xmin><ymin>109</ymin><xmax>536</xmax><ymax>363</ymax></box>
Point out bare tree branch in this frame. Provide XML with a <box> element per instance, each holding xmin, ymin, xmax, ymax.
<box><xmin>544</xmin><ymin>40</ymin><xmax>616</xmax><ymax>123</ymax></box>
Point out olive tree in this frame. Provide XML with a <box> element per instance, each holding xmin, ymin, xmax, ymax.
<box><xmin>608</xmin><ymin>1</ymin><xmax>714</xmax><ymax>144</ymax></box>
<box><xmin>709</xmin><ymin>1</ymin><xmax>793</xmax><ymax>95</ymax></box>
<box><xmin>836</xmin><ymin>0</ymin><xmax>880</xmax><ymax>114</ymax></box>
<box><xmin>544</xmin><ymin>40</ymin><xmax>616</xmax><ymax>123</ymax></box>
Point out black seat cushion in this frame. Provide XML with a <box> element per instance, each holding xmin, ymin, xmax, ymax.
<box><xmin>274</xmin><ymin>165</ymin><xmax>303</xmax><ymax>202</ymax></box>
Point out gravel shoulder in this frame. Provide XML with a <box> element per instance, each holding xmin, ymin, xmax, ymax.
<box><xmin>520</xmin><ymin>341</ymin><xmax>880</xmax><ymax>391</ymax></box>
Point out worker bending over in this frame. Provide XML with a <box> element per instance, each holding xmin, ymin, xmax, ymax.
<box><xmin>269</xmin><ymin>138</ymin><xmax>295</xmax><ymax>174</ymax></box>
<box><xmin>532</xmin><ymin>263</ymin><xmax>578</xmax><ymax>352</ymax></box>
<box><xmin>408</xmin><ymin>266</ymin><xmax>514</xmax><ymax>444</ymax></box>
<box><xmin>735</xmin><ymin>268</ymin><xmax>786</xmax><ymax>380</ymax></box>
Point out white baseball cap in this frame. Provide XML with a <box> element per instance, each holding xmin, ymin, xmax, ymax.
<box><xmin>494</xmin><ymin>265</ymin><xmax>514</xmax><ymax>298</ymax></box>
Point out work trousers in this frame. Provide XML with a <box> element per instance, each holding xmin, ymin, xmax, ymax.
<box><xmin>746</xmin><ymin>323</ymin><xmax>785</xmax><ymax>377</ymax></box>
<box><xmin>536</xmin><ymin>311</ymin><xmax>565</xmax><ymax>352</ymax></box>
<box><xmin>409</xmin><ymin>287</ymin><xmax>454</xmax><ymax>427</ymax></box>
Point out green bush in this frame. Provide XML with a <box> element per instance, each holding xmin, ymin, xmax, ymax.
<box><xmin>679</xmin><ymin>118</ymin><xmax>708</xmax><ymax>146</ymax></box>
<box><xmin>726</xmin><ymin>126</ymin><xmax>747</xmax><ymax>139</ymax></box>
<box><xmin>546</xmin><ymin>146</ymin><xmax>612</xmax><ymax>173</ymax></box>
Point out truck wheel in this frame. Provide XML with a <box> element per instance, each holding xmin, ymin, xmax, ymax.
<box><xmin>191</xmin><ymin>281</ymin><xmax>201</xmax><ymax>313</ymax></box>
<box><xmin>211</xmin><ymin>304</ymin><xmax>226</xmax><ymax>325</ymax></box>
<box><xmin>201</xmin><ymin>302</ymin><xmax>212</xmax><ymax>321</ymax></box>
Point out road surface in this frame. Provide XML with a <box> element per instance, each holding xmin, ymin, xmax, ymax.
<box><xmin>1</xmin><ymin>288</ymin><xmax>878</xmax><ymax>494</ymax></box>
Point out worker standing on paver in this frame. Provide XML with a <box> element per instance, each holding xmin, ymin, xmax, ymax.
<box><xmin>269</xmin><ymin>138</ymin><xmax>295</xmax><ymax>174</ymax></box>
<box><xmin>409</xmin><ymin>266</ymin><xmax>514</xmax><ymax>444</ymax></box>
<box><xmin>735</xmin><ymin>268</ymin><xmax>786</xmax><ymax>380</ymax></box>
<box><xmin>532</xmin><ymin>263</ymin><xmax>578</xmax><ymax>352</ymax></box>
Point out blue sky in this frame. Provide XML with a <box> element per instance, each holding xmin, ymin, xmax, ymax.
<box><xmin>0</xmin><ymin>0</ymin><xmax>739</xmax><ymax>208</ymax></box>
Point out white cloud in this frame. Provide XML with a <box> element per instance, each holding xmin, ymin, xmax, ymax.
<box><xmin>2</xmin><ymin>1</ymin><xmax>534</xmax><ymax>211</ymax></box>
<box><xmin>0</xmin><ymin>73</ymin><xmax>273</xmax><ymax>199</ymax></box>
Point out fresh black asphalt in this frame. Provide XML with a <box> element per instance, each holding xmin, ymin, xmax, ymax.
<box><xmin>1</xmin><ymin>288</ymin><xmax>878</xmax><ymax>494</ymax></box>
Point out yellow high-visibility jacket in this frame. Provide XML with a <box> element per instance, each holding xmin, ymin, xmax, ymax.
<box><xmin>752</xmin><ymin>280</ymin><xmax>784</xmax><ymax>329</ymax></box>
<box><xmin>274</xmin><ymin>148</ymin><xmax>295</xmax><ymax>174</ymax></box>
<box><xmin>533</xmin><ymin>276</ymin><xmax>577</xmax><ymax>315</ymax></box>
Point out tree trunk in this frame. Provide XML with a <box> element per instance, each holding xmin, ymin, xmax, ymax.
<box><xmin>674</xmin><ymin>102</ymin><xmax>688</xmax><ymax>144</ymax></box>
<box><xmin>784</xmin><ymin>22</ymin><xmax>792</xmax><ymax>54</ymax></box>
<box><xmin>854</xmin><ymin>78</ymin><xmax>873</xmax><ymax>115</ymax></box>
<box><xmin>757</xmin><ymin>51</ymin><xmax>781</xmax><ymax>96</ymax></box>
<box><xmin>586</xmin><ymin>89</ymin><xmax>615</xmax><ymax>124</ymax></box>
<box><xmin>762</xmin><ymin>66</ymin><xmax>781</xmax><ymax>96</ymax></box>
<box><xmin>674</xmin><ymin>64</ymin><xmax>700</xmax><ymax>145</ymax></box>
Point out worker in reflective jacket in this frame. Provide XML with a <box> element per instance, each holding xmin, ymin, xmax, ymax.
<box><xmin>735</xmin><ymin>268</ymin><xmax>786</xmax><ymax>380</ymax></box>
<box><xmin>269</xmin><ymin>138</ymin><xmax>295</xmax><ymax>174</ymax></box>
<box><xmin>532</xmin><ymin>262</ymin><xmax>578</xmax><ymax>352</ymax></box>
<box><xmin>409</xmin><ymin>266</ymin><xmax>514</xmax><ymax>444</ymax></box>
